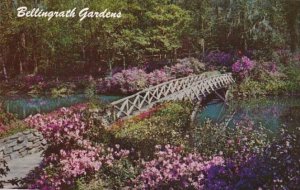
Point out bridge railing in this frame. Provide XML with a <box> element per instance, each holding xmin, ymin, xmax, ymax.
<box><xmin>107</xmin><ymin>72</ymin><xmax>234</xmax><ymax>121</ymax></box>
<box><xmin>164</xmin><ymin>73</ymin><xmax>234</xmax><ymax>102</ymax></box>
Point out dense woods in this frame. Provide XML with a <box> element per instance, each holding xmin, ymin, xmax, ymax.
<box><xmin>0</xmin><ymin>0</ymin><xmax>299</xmax><ymax>79</ymax></box>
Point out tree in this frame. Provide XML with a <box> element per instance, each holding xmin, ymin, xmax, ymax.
<box><xmin>285</xmin><ymin>0</ymin><xmax>300</xmax><ymax>53</ymax></box>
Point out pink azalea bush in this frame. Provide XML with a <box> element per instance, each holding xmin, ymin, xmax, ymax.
<box><xmin>26</xmin><ymin>144</ymin><xmax>129</xmax><ymax>190</ymax></box>
<box><xmin>98</xmin><ymin>58</ymin><xmax>205</xmax><ymax>94</ymax></box>
<box><xmin>25</xmin><ymin>105</ymin><xmax>130</xmax><ymax>189</ymax></box>
<box><xmin>131</xmin><ymin>145</ymin><xmax>225</xmax><ymax>189</ymax></box>
<box><xmin>98</xmin><ymin>67</ymin><xmax>172</xmax><ymax>94</ymax></box>
<box><xmin>166</xmin><ymin>62</ymin><xmax>194</xmax><ymax>78</ymax></box>
<box><xmin>232</xmin><ymin>56</ymin><xmax>255</xmax><ymax>78</ymax></box>
<box><xmin>25</xmin><ymin>105</ymin><xmax>87</xmax><ymax>146</ymax></box>
<box><xmin>147</xmin><ymin>69</ymin><xmax>172</xmax><ymax>86</ymax></box>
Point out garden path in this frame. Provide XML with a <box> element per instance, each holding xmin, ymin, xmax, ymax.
<box><xmin>0</xmin><ymin>151</ymin><xmax>43</xmax><ymax>189</ymax></box>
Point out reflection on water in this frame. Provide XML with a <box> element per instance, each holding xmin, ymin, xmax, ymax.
<box><xmin>196</xmin><ymin>96</ymin><xmax>300</xmax><ymax>130</ymax></box>
<box><xmin>0</xmin><ymin>94</ymin><xmax>122</xmax><ymax>119</ymax></box>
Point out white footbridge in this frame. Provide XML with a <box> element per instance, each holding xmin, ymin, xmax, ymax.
<box><xmin>106</xmin><ymin>71</ymin><xmax>234</xmax><ymax>122</ymax></box>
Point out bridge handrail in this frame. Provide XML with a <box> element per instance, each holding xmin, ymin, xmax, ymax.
<box><xmin>111</xmin><ymin>71</ymin><xmax>220</xmax><ymax>106</ymax></box>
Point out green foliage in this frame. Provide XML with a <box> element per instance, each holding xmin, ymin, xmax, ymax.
<box><xmin>2</xmin><ymin>0</ymin><xmax>297</xmax><ymax>80</ymax></box>
<box><xmin>233</xmin><ymin>59</ymin><xmax>300</xmax><ymax>97</ymax></box>
<box><xmin>28</xmin><ymin>85</ymin><xmax>45</xmax><ymax>96</ymax></box>
<box><xmin>50</xmin><ymin>84</ymin><xmax>75</xmax><ymax>98</ymax></box>
<box><xmin>178</xmin><ymin>0</ymin><xmax>289</xmax><ymax>51</ymax></box>
<box><xmin>84</xmin><ymin>80</ymin><xmax>97</xmax><ymax>100</ymax></box>
<box><xmin>113</xmin><ymin>102</ymin><xmax>192</xmax><ymax>157</ymax></box>
<box><xmin>0</xmin><ymin>0</ymin><xmax>191</xmax><ymax>78</ymax></box>
<box><xmin>100</xmin><ymin>158</ymin><xmax>139</xmax><ymax>189</ymax></box>
<box><xmin>82</xmin><ymin>102</ymin><xmax>113</xmax><ymax>145</ymax></box>
<box><xmin>0</xmin><ymin>108</ymin><xmax>15</xmax><ymax>125</ymax></box>
<box><xmin>75</xmin><ymin>177</ymin><xmax>106</xmax><ymax>190</ymax></box>
<box><xmin>192</xmin><ymin>119</ymin><xmax>271</xmax><ymax>158</ymax></box>
<box><xmin>4</xmin><ymin>121</ymin><xmax>28</xmax><ymax>137</ymax></box>
<box><xmin>76</xmin><ymin>158</ymin><xmax>139</xmax><ymax>190</ymax></box>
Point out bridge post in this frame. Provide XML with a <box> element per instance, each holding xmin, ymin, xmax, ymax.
<box><xmin>214</xmin><ymin>89</ymin><xmax>228</xmax><ymax>103</ymax></box>
<box><xmin>190</xmin><ymin>97</ymin><xmax>202</xmax><ymax>124</ymax></box>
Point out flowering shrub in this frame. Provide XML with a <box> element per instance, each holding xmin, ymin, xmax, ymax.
<box><xmin>25</xmin><ymin>105</ymin><xmax>87</xmax><ymax>146</ymax></box>
<box><xmin>23</xmin><ymin>74</ymin><xmax>44</xmax><ymax>85</ymax></box>
<box><xmin>25</xmin><ymin>105</ymin><xmax>130</xmax><ymax>189</ymax></box>
<box><xmin>98</xmin><ymin>67</ymin><xmax>171</xmax><ymax>94</ymax></box>
<box><xmin>131</xmin><ymin>145</ymin><xmax>225</xmax><ymax>189</ymax></box>
<box><xmin>21</xmin><ymin>101</ymin><xmax>300</xmax><ymax>189</ymax></box>
<box><xmin>147</xmin><ymin>69</ymin><xmax>172</xmax><ymax>86</ymax></box>
<box><xmin>192</xmin><ymin>119</ymin><xmax>271</xmax><ymax>159</ymax></box>
<box><xmin>98</xmin><ymin>58</ymin><xmax>204</xmax><ymax>94</ymax></box>
<box><xmin>232</xmin><ymin>56</ymin><xmax>255</xmax><ymax>78</ymax></box>
<box><xmin>199</xmin><ymin>125</ymin><xmax>300</xmax><ymax>190</ymax></box>
<box><xmin>26</xmin><ymin>143</ymin><xmax>129</xmax><ymax>190</ymax></box>
<box><xmin>167</xmin><ymin>63</ymin><xmax>194</xmax><ymax>78</ymax></box>
<box><xmin>259</xmin><ymin>125</ymin><xmax>300</xmax><ymax>189</ymax></box>
<box><xmin>178</xmin><ymin>57</ymin><xmax>205</xmax><ymax>73</ymax></box>
<box><xmin>204</xmin><ymin>51</ymin><xmax>233</xmax><ymax>65</ymax></box>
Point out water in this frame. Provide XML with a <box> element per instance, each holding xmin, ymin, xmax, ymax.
<box><xmin>196</xmin><ymin>96</ymin><xmax>300</xmax><ymax>130</ymax></box>
<box><xmin>0</xmin><ymin>94</ymin><xmax>122</xmax><ymax>119</ymax></box>
<box><xmin>1</xmin><ymin>94</ymin><xmax>299</xmax><ymax>127</ymax></box>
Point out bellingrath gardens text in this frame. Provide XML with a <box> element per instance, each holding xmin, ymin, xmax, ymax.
<box><xmin>17</xmin><ymin>6</ymin><xmax>122</xmax><ymax>21</ymax></box>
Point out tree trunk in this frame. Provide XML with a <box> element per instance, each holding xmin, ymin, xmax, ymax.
<box><xmin>20</xmin><ymin>32</ymin><xmax>26</xmax><ymax>74</ymax></box>
<box><xmin>108</xmin><ymin>59</ymin><xmax>113</xmax><ymax>77</ymax></box>
<box><xmin>33</xmin><ymin>53</ymin><xmax>38</xmax><ymax>74</ymax></box>
<box><xmin>0</xmin><ymin>55</ymin><xmax>8</xmax><ymax>82</ymax></box>
<box><xmin>123</xmin><ymin>55</ymin><xmax>126</xmax><ymax>70</ymax></box>
<box><xmin>19</xmin><ymin>61</ymin><xmax>23</xmax><ymax>74</ymax></box>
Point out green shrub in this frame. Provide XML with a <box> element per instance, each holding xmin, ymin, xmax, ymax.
<box><xmin>75</xmin><ymin>177</ymin><xmax>106</xmax><ymax>190</ymax></box>
<box><xmin>75</xmin><ymin>158</ymin><xmax>139</xmax><ymax>190</ymax></box>
<box><xmin>192</xmin><ymin>119</ymin><xmax>272</xmax><ymax>158</ymax></box>
<box><xmin>0</xmin><ymin>107</ymin><xmax>28</xmax><ymax>138</ymax></box>
<box><xmin>0</xmin><ymin>120</ymin><xmax>28</xmax><ymax>139</ymax></box>
<box><xmin>234</xmin><ymin>60</ymin><xmax>300</xmax><ymax>97</ymax></box>
<box><xmin>50</xmin><ymin>84</ymin><xmax>75</xmax><ymax>97</ymax></box>
<box><xmin>113</xmin><ymin>102</ymin><xmax>192</xmax><ymax>158</ymax></box>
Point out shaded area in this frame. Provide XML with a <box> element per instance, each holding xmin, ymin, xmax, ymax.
<box><xmin>0</xmin><ymin>152</ymin><xmax>43</xmax><ymax>189</ymax></box>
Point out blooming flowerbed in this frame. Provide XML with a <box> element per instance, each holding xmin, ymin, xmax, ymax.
<box><xmin>19</xmin><ymin>100</ymin><xmax>299</xmax><ymax>189</ymax></box>
<box><xmin>24</xmin><ymin>104</ymin><xmax>130</xmax><ymax>189</ymax></box>
<box><xmin>98</xmin><ymin>58</ymin><xmax>205</xmax><ymax>94</ymax></box>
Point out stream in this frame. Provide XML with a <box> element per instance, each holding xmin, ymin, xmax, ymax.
<box><xmin>0</xmin><ymin>94</ymin><xmax>122</xmax><ymax>119</ymax></box>
<box><xmin>1</xmin><ymin>94</ymin><xmax>299</xmax><ymax>130</ymax></box>
<box><xmin>196</xmin><ymin>96</ymin><xmax>300</xmax><ymax>130</ymax></box>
